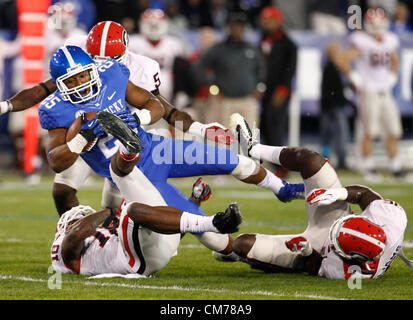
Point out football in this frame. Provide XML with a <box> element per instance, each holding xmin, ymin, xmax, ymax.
<box><xmin>66</xmin><ymin>111</ymin><xmax>98</xmax><ymax>153</ymax></box>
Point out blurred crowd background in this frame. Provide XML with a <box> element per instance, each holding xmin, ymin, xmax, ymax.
<box><xmin>0</xmin><ymin>0</ymin><xmax>413</xmax><ymax>184</ymax></box>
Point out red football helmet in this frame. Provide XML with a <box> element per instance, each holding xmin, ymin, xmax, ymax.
<box><xmin>364</xmin><ymin>7</ymin><xmax>389</xmax><ymax>37</ymax></box>
<box><xmin>329</xmin><ymin>215</ymin><xmax>387</xmax><ymax>262</ymax></box>
<box><xmin>139</xmin><ymin>9</ymin><xmax>168</xmax><ymax>41</ymax></box>
<box><xmin>86</xmin><ymin>21</ymin><xmax>129</xmax><ymax>64</ymax></box>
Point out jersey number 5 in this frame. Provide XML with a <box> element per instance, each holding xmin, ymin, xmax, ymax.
<box><xmin>153</xmin><ymin>72</ymin><xmax>161</xmax><ymax>89</ymax></box>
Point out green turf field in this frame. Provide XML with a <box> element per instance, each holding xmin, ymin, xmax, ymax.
<box><xmin>0</xmin><ymin>172</ymin><xmax>412</xmax><ymax>301</ymax></box>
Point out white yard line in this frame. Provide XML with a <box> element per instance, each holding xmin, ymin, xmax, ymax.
<box><xmin>0</xmin><ymin>274</ymin><xmax>349</xmax><ymax>300</ymax></box>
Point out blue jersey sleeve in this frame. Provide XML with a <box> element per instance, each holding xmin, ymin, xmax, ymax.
<box><xmin>38</xmin><ymin>94</ymin><xmax>77</xmax><ymax>130</ymax></box>
<box><xmin>39</xmin><ymin>107</ymin><xmax>60</xmax><ymax>130</ymax></box>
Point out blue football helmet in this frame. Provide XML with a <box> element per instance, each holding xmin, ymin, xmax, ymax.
<box><xmin>50</xmin><ymin>45</ymin><xmax>101</xmax><ymax>104</ymax></box>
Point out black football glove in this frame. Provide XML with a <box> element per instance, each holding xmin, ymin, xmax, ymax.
<box><xmin>79</xmin><ymin>114</ymin><xmax>105</xmax><ymax>142</ymax></box>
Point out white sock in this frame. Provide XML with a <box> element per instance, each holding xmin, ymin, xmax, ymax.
<box><xmin>250</xmin><ymin>144</ymin><xmax>285</xmax><ymax>165</ymax></box>
<box><xmin>257</xmin><ymin>169</ymin><xmax>285</xmax><ymax>194</ymax></box>
<box><xmin>180</xmin><ymin>212</ymin><xmax>219</xmax><ymax>233</ymax></box>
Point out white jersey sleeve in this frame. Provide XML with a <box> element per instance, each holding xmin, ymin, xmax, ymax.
<box><xmin>126</xmin><ymin>51</ymin><xmax>162</xmax><ymax>93</ymax></box>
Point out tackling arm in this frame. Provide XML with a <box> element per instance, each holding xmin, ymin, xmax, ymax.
<box><xmin>156</xmin><ymin>93</ymin><xmax>235</xmax><ymax>145</ymax></box>
<box><xmin>125</xmin><ymin>81</ymin><xmax>165</xmax><ymax>125</ymax></box>
<box><xmin>158</xmin><ymin>94</ymin><xmax>194</xmax><ymax>132</ymax></box>
<box><xmin>0</xmin><ymin>79</ymin><xmax>56</xmax><ymax>114</ymax></box>
<box><xmin>61</xmin><ymin>208</ymin><xmax>113</xmax><ymax>273</ymax></box>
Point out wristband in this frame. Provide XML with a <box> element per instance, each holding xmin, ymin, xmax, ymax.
<box><xmin>165</xmin><ymin>108</ymin><xmax>177</xmax><ymax>123</ymax></box>
<box><xmin>133</xmin><ymin>109</ymin><xmax>151</xmax><ymax>125</ymax></box>
<box><xmin>67</xmin><ymin>133</ymin><xmax>88</xmax><ymax>154</ymax></box>
<box><xmin>0</xmin><ymin>100</ymin><xmax>13</xmax><ymax>114</ymax></box>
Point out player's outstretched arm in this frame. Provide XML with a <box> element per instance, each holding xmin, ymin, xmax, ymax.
<box><xmin>125</xmin><ymin>81</ymin><xmax>165</xmax><ymax>125</ymax></box>
<box><xmin>61</xmin><ymin>208</ymin><xmax>113</xmax><ymax>273</ymax></box>
<box><xmin>307</xmin><ymin>185</ymin><xmax>382</xmax><ymax>211</ymax></box>
<box><xmin>158</xmin><ymin>94</ymin><xmax>234</xmax><ymax>145</ymax></box>
<box><xmin>0</xmin><ymin>79</ymin><xmax>56</xmax><ymax>114</ymax></box>
<box><xmin>158</xmin><ymin>94</ymin><xmax>193</xmax><ymax>131</ymax></box>
<box><xmin>343</xmin><ymin>185</ymin><xmax>382</xmax><ymax>210</ymax></box>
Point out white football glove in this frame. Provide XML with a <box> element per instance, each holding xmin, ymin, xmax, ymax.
<box><xmin>285</xmin><ymin>236</ymin><xmax>313</xmax><ymax>256</ymax></box>
<box><xmin>188</xmin><ymin>121</ymin><xmax>236</xmax><ymax>145</ymax></box>
<box><xmin>306</xmin><ymin>188</ymin><xmax>348</xmax><ymax>206</ymax></box>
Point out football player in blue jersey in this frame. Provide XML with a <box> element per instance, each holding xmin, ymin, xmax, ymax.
<box><xmin>38</xmin><ymin>45</ymin><xmax>306</xmax><ymax>260</ymax></box>
<box><xmin>2</xmin><ymin>23</ymin><xmax>304</xmax><ymax>216</ymax></box>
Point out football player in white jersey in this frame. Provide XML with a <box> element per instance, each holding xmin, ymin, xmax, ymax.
<box><xmin>129</xmin><ymin>8</ymin><xmax>190</xmax><ymax>102</ymax></box>
<box><xmin>227</xmin><ymin>113</ymin><xmax>408</xmax><ymax>279</ymax></box>
<box><xmin>340</xmin><ymin>8</ymin><xmax>403</xmax><ymax>181</ymax></box>
<box><xmin>51</xmin><ymin>184</ymin><xmax>241</xmax><ymax>277</ymax></box>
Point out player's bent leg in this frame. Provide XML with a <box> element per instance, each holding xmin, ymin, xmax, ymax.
<box><xmin>233</xmin><ymin>233</ymin><xmax>306</xmax><ymax>272</ymax></box>
<box><xmin>101</xmin><ymin>178</ymin><xmax>123</xmax><ymax>210</ymax></box>
<box><xmin>118</xmin><ymin>202</ymin><xmax>180</xmax><ymax>276</ymax></box>
<box><xmin>196</xmin><ymin>232</ymin><xmax>232</xmax><ymax>253</ymax></box>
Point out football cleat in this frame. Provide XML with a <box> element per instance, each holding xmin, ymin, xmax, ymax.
<box><xmin>212</xmin><ymin>203</ymin><xmax>242</xmax><ymax>234</ymax></box>
<box><xmin>97</xmin><ymin>111</ymin><xmax>143</xmax><ymax>154</ymax></box>
<box><xmin>191</xmin><ymin>177</ymin><xmax>212</xmax><ymax>203</ymax></box>
<box><xmin>212</xmin><ymin>251</ymin><xmax>240</xmax><ymax>262</ymax></box>
<box><xmin>229</xmin><ymin>113</ymin><xmax>256</xmax><ymax>157</ymax></box>
<box><xmin>276</xmin><ymin>180</ymin><xmax>305</xmax><ymax>203</ymax></box>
